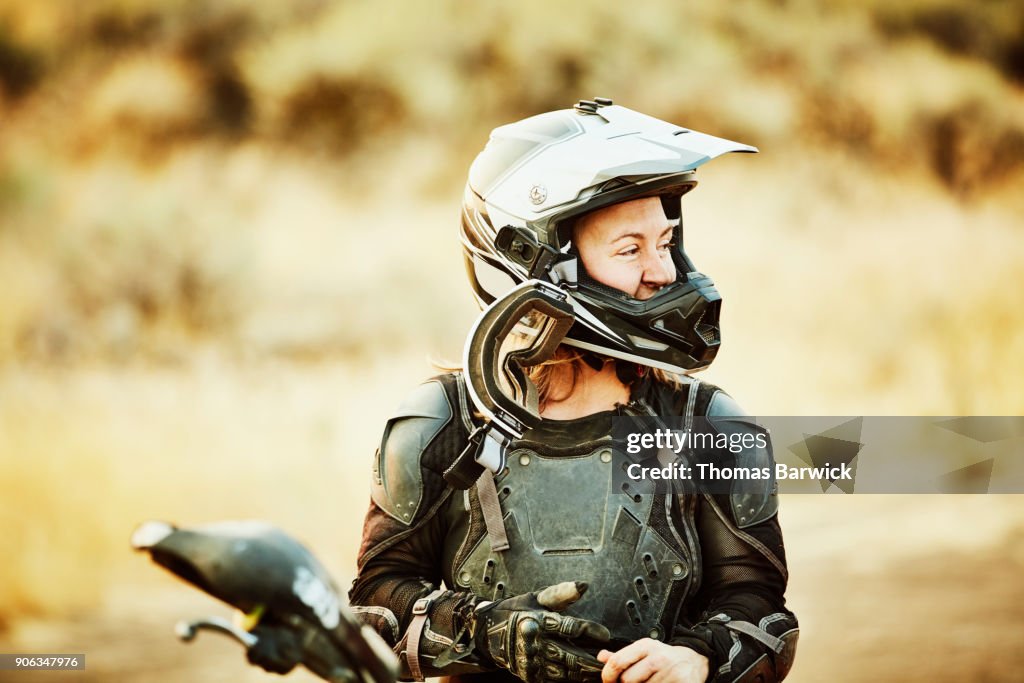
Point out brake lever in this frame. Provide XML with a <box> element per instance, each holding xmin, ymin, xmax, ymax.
<box><xmin>177</xmin><ymin>616</ymin><xmax>365</xmax><ymax>683</ymax></box>
<box><xmin>175</xmin><ymin>616</ymin><xmax>257</xmax><ymax>648</ymax></box>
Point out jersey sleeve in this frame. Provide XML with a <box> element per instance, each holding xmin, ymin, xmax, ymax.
<box><xmin>349</xmin><ymin>375</ymin><xmax>493</xmax><ymax>680</ymax></box>
<box><xmin>670</xmin><ymin>385</ymin><xmax>799</xmax><ymax>682</ymax></box>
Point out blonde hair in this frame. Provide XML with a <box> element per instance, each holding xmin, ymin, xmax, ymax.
<box><xmin>527</xmin><ymin>345</ymin><xmax>589</xmax><ymax>409</ymax></box>
<box><xmin>429</xmin><ymin>347</ymin><xmax>587</xmax><ymax>410</ymax></box>
<box><xmin>433</xmin><ymin>347</ymin><xmax>683</xmax><ymax>412</ymax></box>
<box><xmin>528</xmin><ymin>346</ymin><xmax>684</xmax><ymax>409</ymax></box>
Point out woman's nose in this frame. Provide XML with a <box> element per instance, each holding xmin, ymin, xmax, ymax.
<box><xmin>641</xmin><ymin>250</ymin><xmax>675</xmax><ymax>287</ymax></box>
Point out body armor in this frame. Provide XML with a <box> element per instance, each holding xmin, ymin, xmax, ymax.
<box><xmin>354</xmin><ymin>372</ymin><xmax>797</xmax><ymax>683</ymax></box>
<box><xmin>444</xmin><ymin>413</ymin><xmax>698</xmax><ymax>646</ymax></box>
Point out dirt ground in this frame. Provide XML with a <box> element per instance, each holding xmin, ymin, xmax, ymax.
<box><xmin>2</xmin><ymin>496</ymin><xmax>1023</xmax><ymax>683</ymax></box>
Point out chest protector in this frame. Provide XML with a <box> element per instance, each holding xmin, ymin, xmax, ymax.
<box><xmin>445</xmin><ymin>398</ymin><xmax>700</xmax><ymax>646</ymax></box>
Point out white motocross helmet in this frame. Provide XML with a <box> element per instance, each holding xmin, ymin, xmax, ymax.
<box><xmin>460</xmin><ymin>98</ymin><xmax>757</xmax><ymax>373</ymax></box>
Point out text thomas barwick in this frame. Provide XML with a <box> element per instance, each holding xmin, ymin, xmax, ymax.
<box><xmin>626</xmin><ymin>462</ymin><xmax>853</xmax><ymax>481</ymax></box>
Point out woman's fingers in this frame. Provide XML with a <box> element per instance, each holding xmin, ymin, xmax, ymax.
<box><xmin>599</xmin><ymin>640</ymin><xmax>709</xmax><ymax>683</ymax></box>
<box><xmin>600</xmin><ymin>640</ymin><xmax>651</xmax><ymax>683</ymax></box>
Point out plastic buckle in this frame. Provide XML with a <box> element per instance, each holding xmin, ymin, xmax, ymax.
<box><xmin>412</xmin><ymin>597</ymin><xmax>432</xmax><ymax>616</ymax></box>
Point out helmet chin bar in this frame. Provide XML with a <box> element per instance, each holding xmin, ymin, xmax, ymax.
<box><xmin>550</xmin><ymin>250</ymin><xmax>722</xmax><ymax>372</ymax></box>
<box><xmin>559</xmin><ymin>337</ymin><xmax>708</xmax><ymax>376</ymax></box>
<box><xmin>446</xmin><ymin>280</ymin><xmax>575</xmax><ymax>489</ymax></box>
<box><xmin>560</xmin><ymin>280</ymin><xmax>722</xmax><ymax>372</ymax></box>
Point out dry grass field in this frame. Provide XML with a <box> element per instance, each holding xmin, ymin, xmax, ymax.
<box><xmin>1</xmin><ymin>1</ymin><xmax>1023</xmax><ymax>680</ymax></box>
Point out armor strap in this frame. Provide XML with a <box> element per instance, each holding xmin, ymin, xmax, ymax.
<box><xmin>683</xmin><ymin>377</ymin><xmax>699</xmax><ymax>447</ymax></box>
<box><xmin>724</xmin><ymin>620</ymin><xmax>786</xmax><ymax>653</ymax></box>
<box><xmin>407</xmin><ymin>588</ymin><xmax>445</xmax><ymax>681</ymax></box>
<box><xmin>476</xmin><ymin>469</ymin><xmax>510</xmax><ymax>552</ymax></box>
<box><xmin>709</xmin><ymin>613</ymin><xmax>786</xmax><ymax>654</ymax></box>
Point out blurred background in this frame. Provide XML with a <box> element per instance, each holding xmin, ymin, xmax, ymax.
<box><xmin>1</xmin><ymin>0</ymin><xmax>1023</xmax><ymax>680</ymax></box>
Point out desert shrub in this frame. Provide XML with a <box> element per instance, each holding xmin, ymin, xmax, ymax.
<box><xmin>277</xmin><ymin>75</ymin><xmax>406</xmax><ymax>156</ymax></box>
<box><xmin>872</xmin><ymin>0</ymin><xmax>1024</xmax><ymax>84</ymax></box>
<box><xmin>0</xmin><ymin>27</ymin><xmax>44</xmax><ymax>100</ymax></box>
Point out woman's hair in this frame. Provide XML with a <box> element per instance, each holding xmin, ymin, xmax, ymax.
<box><xmin>528</xmin><ymin>347</ymin><xmax>683</xmax><ymax>409</ymax></box>
<box><xmin>428</xmin><ymin>347</ymin><xmax>587</xmax><ymax>409</ymax></box>
<box><xmin>527</xmin><ymin>345</ymin><xmax>589</xmax><ymax>408</ymax></box>
<box><xmin>436</xmin><ymin>345</ymin><xmax>683</xmax><ymax>411</ymax></box>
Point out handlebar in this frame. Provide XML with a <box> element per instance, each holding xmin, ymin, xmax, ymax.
<box><xmin>175</xmin><ymin>616</ymin><xmax>258</xmax><ymax>647</ymax></box>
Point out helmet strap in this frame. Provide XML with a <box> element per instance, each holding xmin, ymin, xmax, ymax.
<box><xmin>614</xmin><ymin>359</ymin><xmax>648</xmax><ymax>387</ymax></box>
<box><xmin>578</xmin><ymin>349</ymin><xmax>648</xmax><ymax>386</ymax></box>
<box><xmin>579</xmin><ymin>350</ymin><xmax>606</xmax><ymax>372</ymax></box>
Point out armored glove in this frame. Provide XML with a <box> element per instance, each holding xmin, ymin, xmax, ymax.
<box><xmin>246</xmin><ymin>623</ymin><xmax>303</xmax><ymax>675</ymax></box>
<box><xmin>472</xmin><ymin>581</ymin><xmax>611</xmax><ymax>682</ymax></box>
<box><xmin>247</xmin><ymin>620</ymin><xmax>373</xmax><ymax>681</ymax></box>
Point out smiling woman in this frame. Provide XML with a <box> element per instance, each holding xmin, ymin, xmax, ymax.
<box><xmin>534</xmin><ymin>196</ymin><xmax>683</xmax><ymax>420</ymax></box>
<box><xmin>325</xmin><ymin>101</ymin><xmax>798</xmax><ymax>683</ymax></box>
<box><xmin>572</xmin><ymin>197</ymin><xmax>678</xmax><ymax>302</ymax></box>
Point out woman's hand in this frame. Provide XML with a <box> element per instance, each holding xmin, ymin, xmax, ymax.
<box><xmin>598</xmin><ymin>639</ymin><xmax>709</xmax><ymax>683</ymax></box>
<box><xmin>473</xmin><ymin>581</ymin><xmax>610</xmax><ymax>682</ymax></box>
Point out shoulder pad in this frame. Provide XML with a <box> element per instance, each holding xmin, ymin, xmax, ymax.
<box><xmin>371</xmin><ymin>380</ymin><xmax>453</xmax><ymax>525</ymax></box>
<box><xmin>706</xmin><ymin>391</ymin><xmax>778</xmax><ymax>529</ymax></box>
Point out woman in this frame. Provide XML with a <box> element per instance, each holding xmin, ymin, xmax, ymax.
<box><xmin>346</xmin><ymin>100</ymin><xmax>798</xmax><ymax>683</ymax></box>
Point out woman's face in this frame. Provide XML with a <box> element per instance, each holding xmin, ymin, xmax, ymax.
<box><xmin>572</xmin><ymin>196</ymin><xmax>677</xmax><ymax>300</ymax></box>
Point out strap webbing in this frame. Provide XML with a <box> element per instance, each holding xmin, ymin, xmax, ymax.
<box><xmin>476</xmin><ymin>468</ymin><xmax>510</xmax><ymax>552</ymax></box>
<box><xmin>407</xmin><ymin>588</ymin><xmax>445</xmax><ymax>681</ymax></box>
<box><xmin>724</xmin><ymin>620</ymin><xmax>786</xmax><ymax>654</ymax></box>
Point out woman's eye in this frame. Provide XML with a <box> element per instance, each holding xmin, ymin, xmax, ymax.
<box><xmin>618</xmin><ymin>246</ymin><xmax>639</xmax><ymax>257</ymax></box>
<box><xmin>658</xmin><ymin>241</ymin><xmax>676</xmax><ymax>252</ymax></box>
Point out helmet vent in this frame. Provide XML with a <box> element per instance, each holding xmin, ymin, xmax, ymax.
<box><xmin>597</xmin><ymin>177</ymin><xmax>632</xmax><ymax>192</ymax></box>
<box><xmin>695</xmin><ymin>311</ymin><xmax>720</xmax><ymax>345</ymax></box>
<box><xmin>575</xmin><ymin>100</ymin><xmax>600</xmax><ymax>115</ymax></box>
